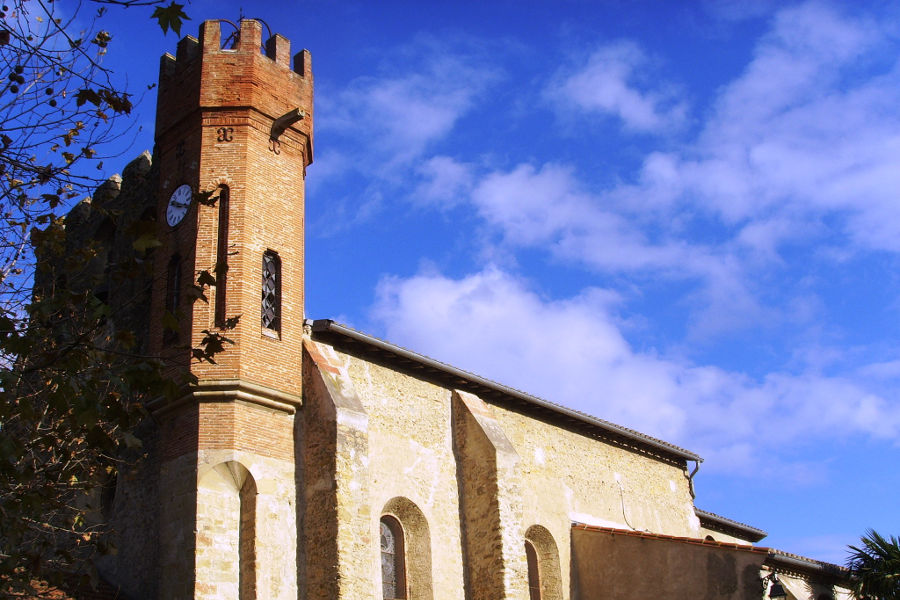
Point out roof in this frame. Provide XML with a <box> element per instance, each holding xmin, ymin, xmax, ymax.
<box><xmin>571</xmin><ymin>522</ymin><xmax>768</xmax><ymax>554</ymax></box>
<box><xmin>695</xmin><ymin>508</ymin><xmax>768</xmax><ymax>542</ymax></box>
<box><xmin>765</xmin><ymin>548</ymin><xmax>849</xmax><ymax>579</ymax></box>
<box><xmin>309</xmin><ymin>319</ymin><xmax>702</xmax><ymax>463</ymax></box>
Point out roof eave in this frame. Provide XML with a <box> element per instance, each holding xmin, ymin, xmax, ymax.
<box><xmin>695</xmin><ymin>508</ymin><xmax>768</xmax><ymax>542</ymax></box>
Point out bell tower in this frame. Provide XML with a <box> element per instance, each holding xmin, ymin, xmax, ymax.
<box><xmin>150</xmin><ymin>19</ymin><xmax>312</xmax><ymax>600</ymax></box>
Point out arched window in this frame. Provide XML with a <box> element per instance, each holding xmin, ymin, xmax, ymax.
<box><xmin>214</xmin><ymin>185</ymin><xmax>230</xmax><ymax>327</ymax></box>
<box><xmin>261</xmin><ymin>250</ymin><xmax>281</xmax><ymax>333</ymax></box>
<box><xmin>380</xmin><ymin>497</ymin><xmax>433</xmax><ymax>600</ymax></box>
<box><xmin>196</xmin><ymin>461</ymin><xmax>257</xmax><ymax>599</ymax></box>
<box><xmin>525</xmin><ymin>539</ymin><xmax>541</xmax><ymax>600</ymax></box>
<box><xmin>381</xmin><ymin>515</ymin><xmax>406</xmax><ymax>599</ymax></box>
<box><xmin>705</xmin><ymin>535</ymin><xmax>715</xmax><ymax>541</ymax></box>
<box><xmin>524</xmin><ymin>525</ymin><xmax>563</xmax><ymax>600</ymax></box>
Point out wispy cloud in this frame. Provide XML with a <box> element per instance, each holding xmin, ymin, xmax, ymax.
<box><xmin>412</xmin><ymin>156</ymin><xmax>474</xmax><ymax>208</ymax></box>
<box><xmin>638</xmin><ymin>3</ymin><xmax>900</xmax><ymax>251</ymax></box>
<box><xmin>414</xmin><ymin>159</ymin><xmax>762</xmax><ymax>338</ymax></box>
<box><xmin>319</xmin><ymin>35</ymin><xmax>500</xmax><ymax>173</ymax></box>
<box><xmin>309</xmin><ymin>36</ymin><xmax>500</xmax><ymax>233</ymax></box>
<box><xmin>548</xmin><ymin>40</ymin><xmax>688</xmax><ymax>133</ymax></box>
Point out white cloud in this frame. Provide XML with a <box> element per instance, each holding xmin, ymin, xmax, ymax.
<box><xmin>371</xmin><ymin>267</ymin><xmax>900</xmax><ymax>475</ymax></box>
<box><xmin>412</xmin><ymin>156</ymin><xmax>474</xmax><ymax>208</ymax></box>
<box><xmin>858</xmin><ymin>360</ymin><xmax>900</xmax><ymax>381</ymax></box>
<box><xmin>656</xmin><ymin>3</ymin><xmax>900</xmax><ymax>250</ymax></box>
<box><xmin>547</xmin><ymin>3</ymin><xmax>900</xmax><ymax>257</ymax></box>
<box><xmin>463</xmin><ymin>162</ymin><xmax>764</xmax><ymax>337</ymax></box>
<box><xmin>549</xmin><ymin>41</ymin><xmax>687</xmax><ymax>133</ymax></box>
<box><xmin>319</xmin><ymin>36</ymin><xmax>498</xmax><ymax>172</ymax></box>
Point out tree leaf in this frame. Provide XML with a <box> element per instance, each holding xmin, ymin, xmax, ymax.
<box><xmin>152</xmin><ymin>2</ymin><xmax>190</xmax><ymax>36</ymax></box>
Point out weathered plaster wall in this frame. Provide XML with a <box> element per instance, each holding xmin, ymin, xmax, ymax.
<box><xmin>571</xmin><ymin>526</ymin><xmax>767</xmax><ymax>600</ymax></box>
<box><xmin>491</xmin><ymin>402</ymin><xmax>697</xmax><ymax>536</ymax></box>
<box><xmin>155</xmin><ymin>398</ymin><xmax>297</xmax><ymax>600</ymax></box>
<box><xmin>158</xmin><ymin>450</ymin><xmax>199</xmax><ymax>600</ymax></box>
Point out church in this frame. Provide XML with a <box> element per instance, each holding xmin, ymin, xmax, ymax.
<box><xmin>84</xmin><ymin>18</ymin><xmax>854</xmax><ymax>600</ymax></box>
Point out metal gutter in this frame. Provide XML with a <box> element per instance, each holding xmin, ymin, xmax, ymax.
<box><xmin>310</xmin><ymin>319</ymin><xmax>702</xmax><ymax>463</ymax></box>
<box><xmin>695</xmin><ymin>508</ymin><xmax>767</xmax><ymax>542</ymax></box>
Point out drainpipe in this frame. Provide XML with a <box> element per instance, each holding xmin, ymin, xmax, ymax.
<box><xmin>687</xmin><ymin>459</ymin><xmax>701</xmax><ymax>499</ymax></box>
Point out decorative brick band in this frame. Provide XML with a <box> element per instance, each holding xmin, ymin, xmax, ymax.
<box><xmin>149</xmin><ymin>378</ymin><xmax>302</xmax><ymax>417</ymax></box>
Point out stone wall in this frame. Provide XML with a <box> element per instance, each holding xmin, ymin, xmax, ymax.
<box><xmin>307</xmin><ymin>338</ymin><xmax>701</xmax><ymax>599</ymax></box>
<box><xmin>571</xmin><ymin>525</ymin><xmax>768</xmax><ymax>599</ymax></box>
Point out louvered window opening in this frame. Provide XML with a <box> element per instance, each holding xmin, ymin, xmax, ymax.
<box><xmin>164</xmin><ymin>254</ymin><xmax>181</xmax><ymax>344</ymax></box>
<box><xmin>214</xmin><ymin>186</ymin><xmax>229</xmax><ymax>327</ymax></box>
<box><xmin>261</xmin><ymin>251</ymin><xmax>281</xmax><ymax>332</ymax></box>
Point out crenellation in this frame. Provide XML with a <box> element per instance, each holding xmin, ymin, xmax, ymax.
<box><xmin>236</xmin><ymin>19</ymin><xmax>262</xmax><ymax>53</ymax></box>
<box><xmin>265</xmin><ymin>34</ymin><xmax>291</xmax><ymax>68</ymax></box>
<box><xmin>199</xmin><ymin>19</ymin><xmax>221</xmax><ymax>52</ymax></box>
<box><xmin>159</xmin><ymin>52</ymin><xmax>176</xmax><ymax>78</ymax></box>
<box><xmin>294</xmin><ymin>48</ymin><xmax>312</xmax><ymax>78</ymax></box>
<box><xmin>175</xmin><ymin>34</ymin><xmax>199</xmax><ymax>63</ymax></box>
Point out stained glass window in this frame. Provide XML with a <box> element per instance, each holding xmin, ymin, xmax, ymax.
<box><xmin>261</xmin><ymin>250</ymin><xmax>281</xmax><ymax>332</ymax></box>
<box><xmin>380</xmin><ymin>516</ymin><xmax>405</xmax><ymax>599</ymax></box>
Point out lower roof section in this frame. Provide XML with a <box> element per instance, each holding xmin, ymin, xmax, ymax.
<box><xmin>696</xmin><ymin>508</ymin><xmax>768</xmax><ymax>543</ymax></box>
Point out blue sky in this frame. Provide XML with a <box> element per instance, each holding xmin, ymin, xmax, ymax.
<box><xmin>95</xmin><ymin>0</ymin><xmax>900</xmax><ymax>564</ymax></box>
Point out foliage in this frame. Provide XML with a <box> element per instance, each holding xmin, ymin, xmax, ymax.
<box><xmin>150</xmin><ymin>1</ymin><xmax>188</xmax><ymax>35</ymax></box>
<box><xmin>0</xmin><ymin>1</ymin><xmax>225</xmax><ymax>596</ymax></box>
<box><xmin>847</xmin><ymin>529</ymin><xmax>900</xmax><ymax>600</ymax></box>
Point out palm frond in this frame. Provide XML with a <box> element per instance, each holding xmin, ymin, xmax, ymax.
<box><xmin>847</xmin><ymin>529</ymin><xmax>900</xmax><ymax>600</ymax></box>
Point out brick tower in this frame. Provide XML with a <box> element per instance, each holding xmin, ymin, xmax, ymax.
<box><xmin>149</xmin><ymin>19</ymin><xmax>312</xmax><ymax>599</ymax></box>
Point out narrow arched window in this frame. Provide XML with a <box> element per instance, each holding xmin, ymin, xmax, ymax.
<box><xmin>525</xmin><ymin>539</ymin><xmax>541</xmax><ymax>600</ymax></box>
<box><xmin>261</xmin><ymin>250</ymin><xmax>281</xmax><ymax>333</ymax></box>
<box><xmin>164</xmin><ymin>254</ymin><xmax>181</xmax><ymax>344</ymax></box>
<box><xmin>214</xmin><ymin>186</ymin><xmax>230</xmax><ymax>327</ymax></box>
<box><xmin>524</xmin><ymin>525</ymin><xmax>561</xmax><ymax>600</ymax></box>
<box><xmin>381</xmin><ymin>516</ymin><xmax>406</xmax><ymax>599</ymax></box>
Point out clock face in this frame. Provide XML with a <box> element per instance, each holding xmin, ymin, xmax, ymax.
<box><xmin>166</xmin><ymin>184</ymin><xmax>192</xmax><ymax>227</ymax></box>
